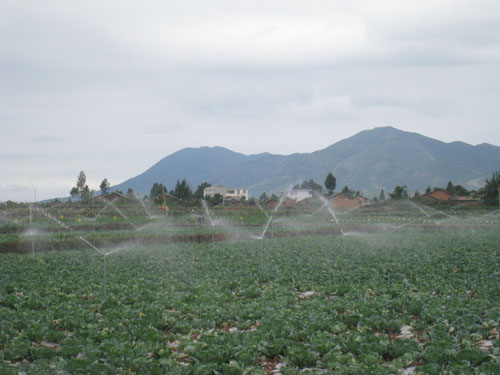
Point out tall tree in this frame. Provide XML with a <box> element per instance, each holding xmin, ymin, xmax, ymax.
<box><xmin>379</xmin><ymin>189</ymin><xmax>385</xmax><ymax>201</ymax></box>
<box><xmin>259</xmin><ymin>192</ymin><xmax>268</xmax><ymax>204</ymax></box>
<box><xmin>453</xmin><ymin>184</ymin><xmax>469</xmax><ymax>196</ymax></box>
<box><xmin>100</xmin><ymin>178</ymin><xmax>110</xmax><ymax>195</ymax></box>
<box><xmin>445</xmin><ymin>181</ymin><xmax>454</xmax><ymax>194</ymax></box>
<box><xmin>294</xmin><ymin>179</ymin><xmax>323</xmax><ymax>192</ymax></box>
<box><xmin>341</xmin><ymin>186</ymin><xmax>355</xmax><ymax>199</ymax></box>
<box><xmin>209</xmin><ymin>193</ymin><xmax>223</xmax><ymax>206</ymax></box>
<box><xmin>70</xmin><ymin>171</ymin><xmax>92</xmax><ymax>203</ymax></box>
<box><xmin>150</xmin><ymin>183</ymin><xmax>167</xmax><ymax>204</ymax></box>
<box><xmin>127</xmin><ymin>188</ymin><xmax>135</xmax><ymax>200</ymax></box>
<box><xmin>82</xmin><ymin>186</ymin><xmax>93</xmax><ymax>204</ymax></box>
<box><xmin>171</xmin><ymin>179</ymin><xmax>193</xmax><ymax>200</ymax></box>
<box><xmin>195</xmin><ymin>182</ymin><xmax>212</xmax><ymax>200</ymax></box>
<box><xmin>389</xmin><ymin>185</ymin><xmax>408</xmax><ymax>200</ymax></box>
<box><xmin>324</xmin><ymin>173</ymin><xmax>337</xmax><ymax>196</ymax></box>
<box><xmin>481</xmin><ymin>171</ymin><xmax>500</xmax><ymax>206</ymax></box>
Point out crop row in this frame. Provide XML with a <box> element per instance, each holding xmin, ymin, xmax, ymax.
<box><xmin>1</xmin><ymin>229</ymin><xmax>500</xmax><ymax>373</ymax></box>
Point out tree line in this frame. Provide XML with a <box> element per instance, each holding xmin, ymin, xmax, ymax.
<box><xmin>68</xmin><ymin>170</ymin><xmax>500</xmax><ymax>207</ymax></box>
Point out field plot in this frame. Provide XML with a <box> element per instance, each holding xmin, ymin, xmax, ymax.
<box><xmin>1</xmin><ymin>204</ymin><xmax>500</xmax><ymax>374</ymax></box>
<box><xmin>1</xmin><ymin>203</ymin><xmax>499</xmax><ymax>253</ymax></box>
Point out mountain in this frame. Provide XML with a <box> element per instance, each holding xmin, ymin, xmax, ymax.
<box><xmin>112</xmin><ymin>127</ymin><xmax>500</xmax><ymax>198</ymax></box>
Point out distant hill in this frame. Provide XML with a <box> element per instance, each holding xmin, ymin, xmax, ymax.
<box><xmin>112</xmin><ymin>127</ymin><xmax>500</xmax><ymax>198</ymax></box>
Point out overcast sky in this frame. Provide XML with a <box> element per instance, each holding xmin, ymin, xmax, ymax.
<box><xmin>1</xmin><ymin>0</ymin><xmax>499</xmax><ymax>201</ymax></box>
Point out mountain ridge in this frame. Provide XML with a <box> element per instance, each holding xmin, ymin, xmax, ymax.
<box><xmin>111</xmin><ymin>127</ymin><xmax>500</xmax><ymax>198</ymax></box>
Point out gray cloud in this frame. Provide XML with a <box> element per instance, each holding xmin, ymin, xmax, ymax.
<box><xmin>1</xmin><ymin>0</ymin><xmax>499</xmax><ymax>201</ymax></box>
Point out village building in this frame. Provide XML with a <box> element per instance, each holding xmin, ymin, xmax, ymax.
<box><xmin>204</xmin><ymin>185</ymin><xmax>249</xmax><ymax>200</ymax></box>
<box><xmin>266</xmin><ymin>197</ymin><xmax>279</xmax><ymax>208</ymax></box>
<box><xmin>450</xmin><ymin>195</ymin><xmax>481</xmax><ymax>207</ymax></box>
<box><xmin>424</xmin><ymin>189</ymin><xmax>452</xmax><ymax>201</ymax></box>
<box><xmin>218</xmin><ymin>196</ymin><xmax>244</xmax><ymax>207</ymax></box>
<box><xmin>93</xmin><ymin>192</ymin><xmax>129</xmax><ymax>204</ymax></box>
<box><xmin>283</xmin><ymin>198</ymin><xmax>297</xmax><ymax>209</ymax></box>
<box><xmin>266</xmin><ymin>197</ymin><xmax>298</xmax><ymax>209</ymax></box>
<box><xmin>330</xmin><ymin>193</ymin><xmax>368</xmax><ymax>210</ymax></box>
<box><xmin>421</xmin><ymin>189</ymin><xmax>480</xmax><ymax>206</ymax></box>
<box><xmin>297</xmin><ymin>198</ymin><xmax>312</xmax><ymax>208</ymax></box>
<box><xmin>282</xmin><ymin>189</ymin><xmax>312</xmax><ymax>202</ymax></box>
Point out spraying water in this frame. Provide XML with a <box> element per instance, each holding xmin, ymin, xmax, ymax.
<box><xmin>95</xmin><ymin>205</ymin><xmax>108</xmax><ymax>218</ymax></box>
<box><xmin>35</xmin><ymin>206</ymin><xmax>109</xmax><ymax>295</ymax></box>
<box><xmin>406</xmin><ymin>200</ymin><xmax>431</xmax><ymax>217</ymax></box>
<box><xmin>29</xmin><ymin>206</ymin><xmax>35</xmax><ymax>256</ymax></box>
<box><xmin>259</xmin><ymin>194</ymin><xmax>285</xmax><ymax>239</ymax></box>
<box><xmin>326</xmin><ymin>207</ymin><xmax>339</xmax><ymax>225</ymax></box>
<box><xmin>137</xmin><ymin>222</ymin><xmax>170</xmax><ymax>232</ymax></box>
<box><xmin>255</xmin><ymin>201</ymin><xmax>270</xmax><ymax>218</ymax></box>
<box><xmin>101</xmin><ymin>241</ymin><xmax>138</xmax><ymax>256</ymax></box>
<box><xmin>272</xmin><ymin>194</ymin><xmax>286</xmax><ymax>213</ymax></box>
<box><xmin>34</xmin><ymin>205</ymin><xmax>109</xmax><ymax>294</ymax></box>
<box><xmin>201</xmin><ymin>200</ymin><xmax>215</xmax><ymax>227</ymax></box>
<box><xmin>317</xmin><ymin>194</ymin><xmax>339</xmax><ymax>225</ymax></box>
<box><xmin>36</xmin><ymin>207</ymin><xmax>105</xmax><ymax>254</ymax></box>
<box><xmin>420</xmin><ymin>203</ymin><xmax>455</xmax><ymax>219</ymax></box>
<box><xmin>104</xmin><ymin>200</ymin><xmax>139</xmax><ymax>230</ymax></box>
<box><xmin>311</xmin><ymin>204</ymin><xmax>325</xmax><ymax>216</ymax></box>
<box><xmin>134</xmin><ymin>192</ymin><xmax>153</xmax><ymax>219</ymax></box>
<box><xmin>256</xmin><ymin>193</ymin><xmax>288</xmax><ymax>279</ymax></box>
<box><xmin>259</xmin><ymin>216</ymin><xmax>274</xmax><ymax>240</ymax></box>
<box><xmin>480</xmin><ymin>209</ymin><xmax>500</xmax><ymax>219</ymax></box>
<box><xmin>36</xmin><ymin>206</ymin><xmax>70</xmax><ymax>230</ymax></box>
<box><xmin>79</xmin><ymin>236</ymin><xmax>104</xmax><ymax>255</ymax></box>
<box><xmin>78</xmin><ymin>236</ymin><xmax>115</xmax><ymax>297</ymax></box>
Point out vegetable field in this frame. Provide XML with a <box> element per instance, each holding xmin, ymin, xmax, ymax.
<box><xmin>1</xmin><ymin>204</ymin><xmax>500</xmax><ymax>374</ymax></box>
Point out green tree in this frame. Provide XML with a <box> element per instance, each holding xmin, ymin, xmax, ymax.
<box><xmin>453</xmin><ymin>184</ymin><xmax>469</xmax><ymax>196</ymax></box>
<box><xmin>195</xmin><ymin>182</ymin><xmax>212</xmax><ymax>200</ymax></box>
<box><xmin>100</xmin><ymin>178</ymin><xmax>110</xmax><ymax>195</ymax></box>
<box><xmin>209</xmin><ymin>193</ymin><xmax>223</xmax><ymax>206</ymax></box>
<box><xmin>127</xmin><ymin>188</ymin><xmax>135</xmax><ymax>200</ymax></box>
<box><xmin>324</xmin><ymin>173</ymin><xmax>337</xmax><ymax>196</ymax></box>
<box><xmin>70</xmin><ymin>171</ymin><xmax>93</xmax><ymax>204</ymax></box>
<box><xmin>150</xmin><ymin>183</ymin><xmax>167</xmax><ymax>204</ymax></box>
<box><xmin>81</xmin><ymin>186</ymin><xmax>93</xmax><ymax>204</ymax></box>
<box><xmin>171</xmin><ymin>179</ymin><xmax>193</xmax><ymax>200</ymax></box>
<box><xmin>445</xmin><ymin>181</ymin><xmax>454</xmax><ymax>194</ymax></box>
<box><xmin>389</xmin><ymin>185</ymin><xmax>408</xmax><ymax>200</ymax></box>
<box><xmin>425</xmin><ymin>186</ymin><xmax>432</xmax><ymax>194</ymax></box>
<box><xmin>294</xmin><ymin>179</ymin><xmax>323</xmax><ymax>192</ymax></box>
<box><xmin>481</xmin><ymin>171</ymin><xmax>500</xmax><ymax>206</ymax></box>
<box><xmin>341</xmin><ymin>186</ymin><xmax>355</xmax><ymax>199</ymax></box>
<box><xmin>379</xmin><ymin>189</ymin><xmax>385</xmax><ymax>201</ymax></box>
<box><xmin>259</xmin><ymin>192</ymin><xmax>268</xmax><ymax>204</ymax></box>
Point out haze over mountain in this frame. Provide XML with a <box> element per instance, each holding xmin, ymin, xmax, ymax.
<box><xmin>112</xmin><ymin>127</ymin><xmax>500</xmax><ymax>198</ymax></box>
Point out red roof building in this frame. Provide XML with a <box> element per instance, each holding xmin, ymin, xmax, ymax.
<box><xmin>330</xmin><ymin>193</ymin><xmax>368</xmax><ymax>210</ymax></box>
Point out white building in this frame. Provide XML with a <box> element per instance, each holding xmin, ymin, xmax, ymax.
<box><xmin>282</xmin><ymin>189</ymin><xmax>312</xmax><ymax>202</ymax></box>
<box><xmin>204</xmin><ymin>185</ymin><xmax>249</xmax><ymax>200</ymax></box>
